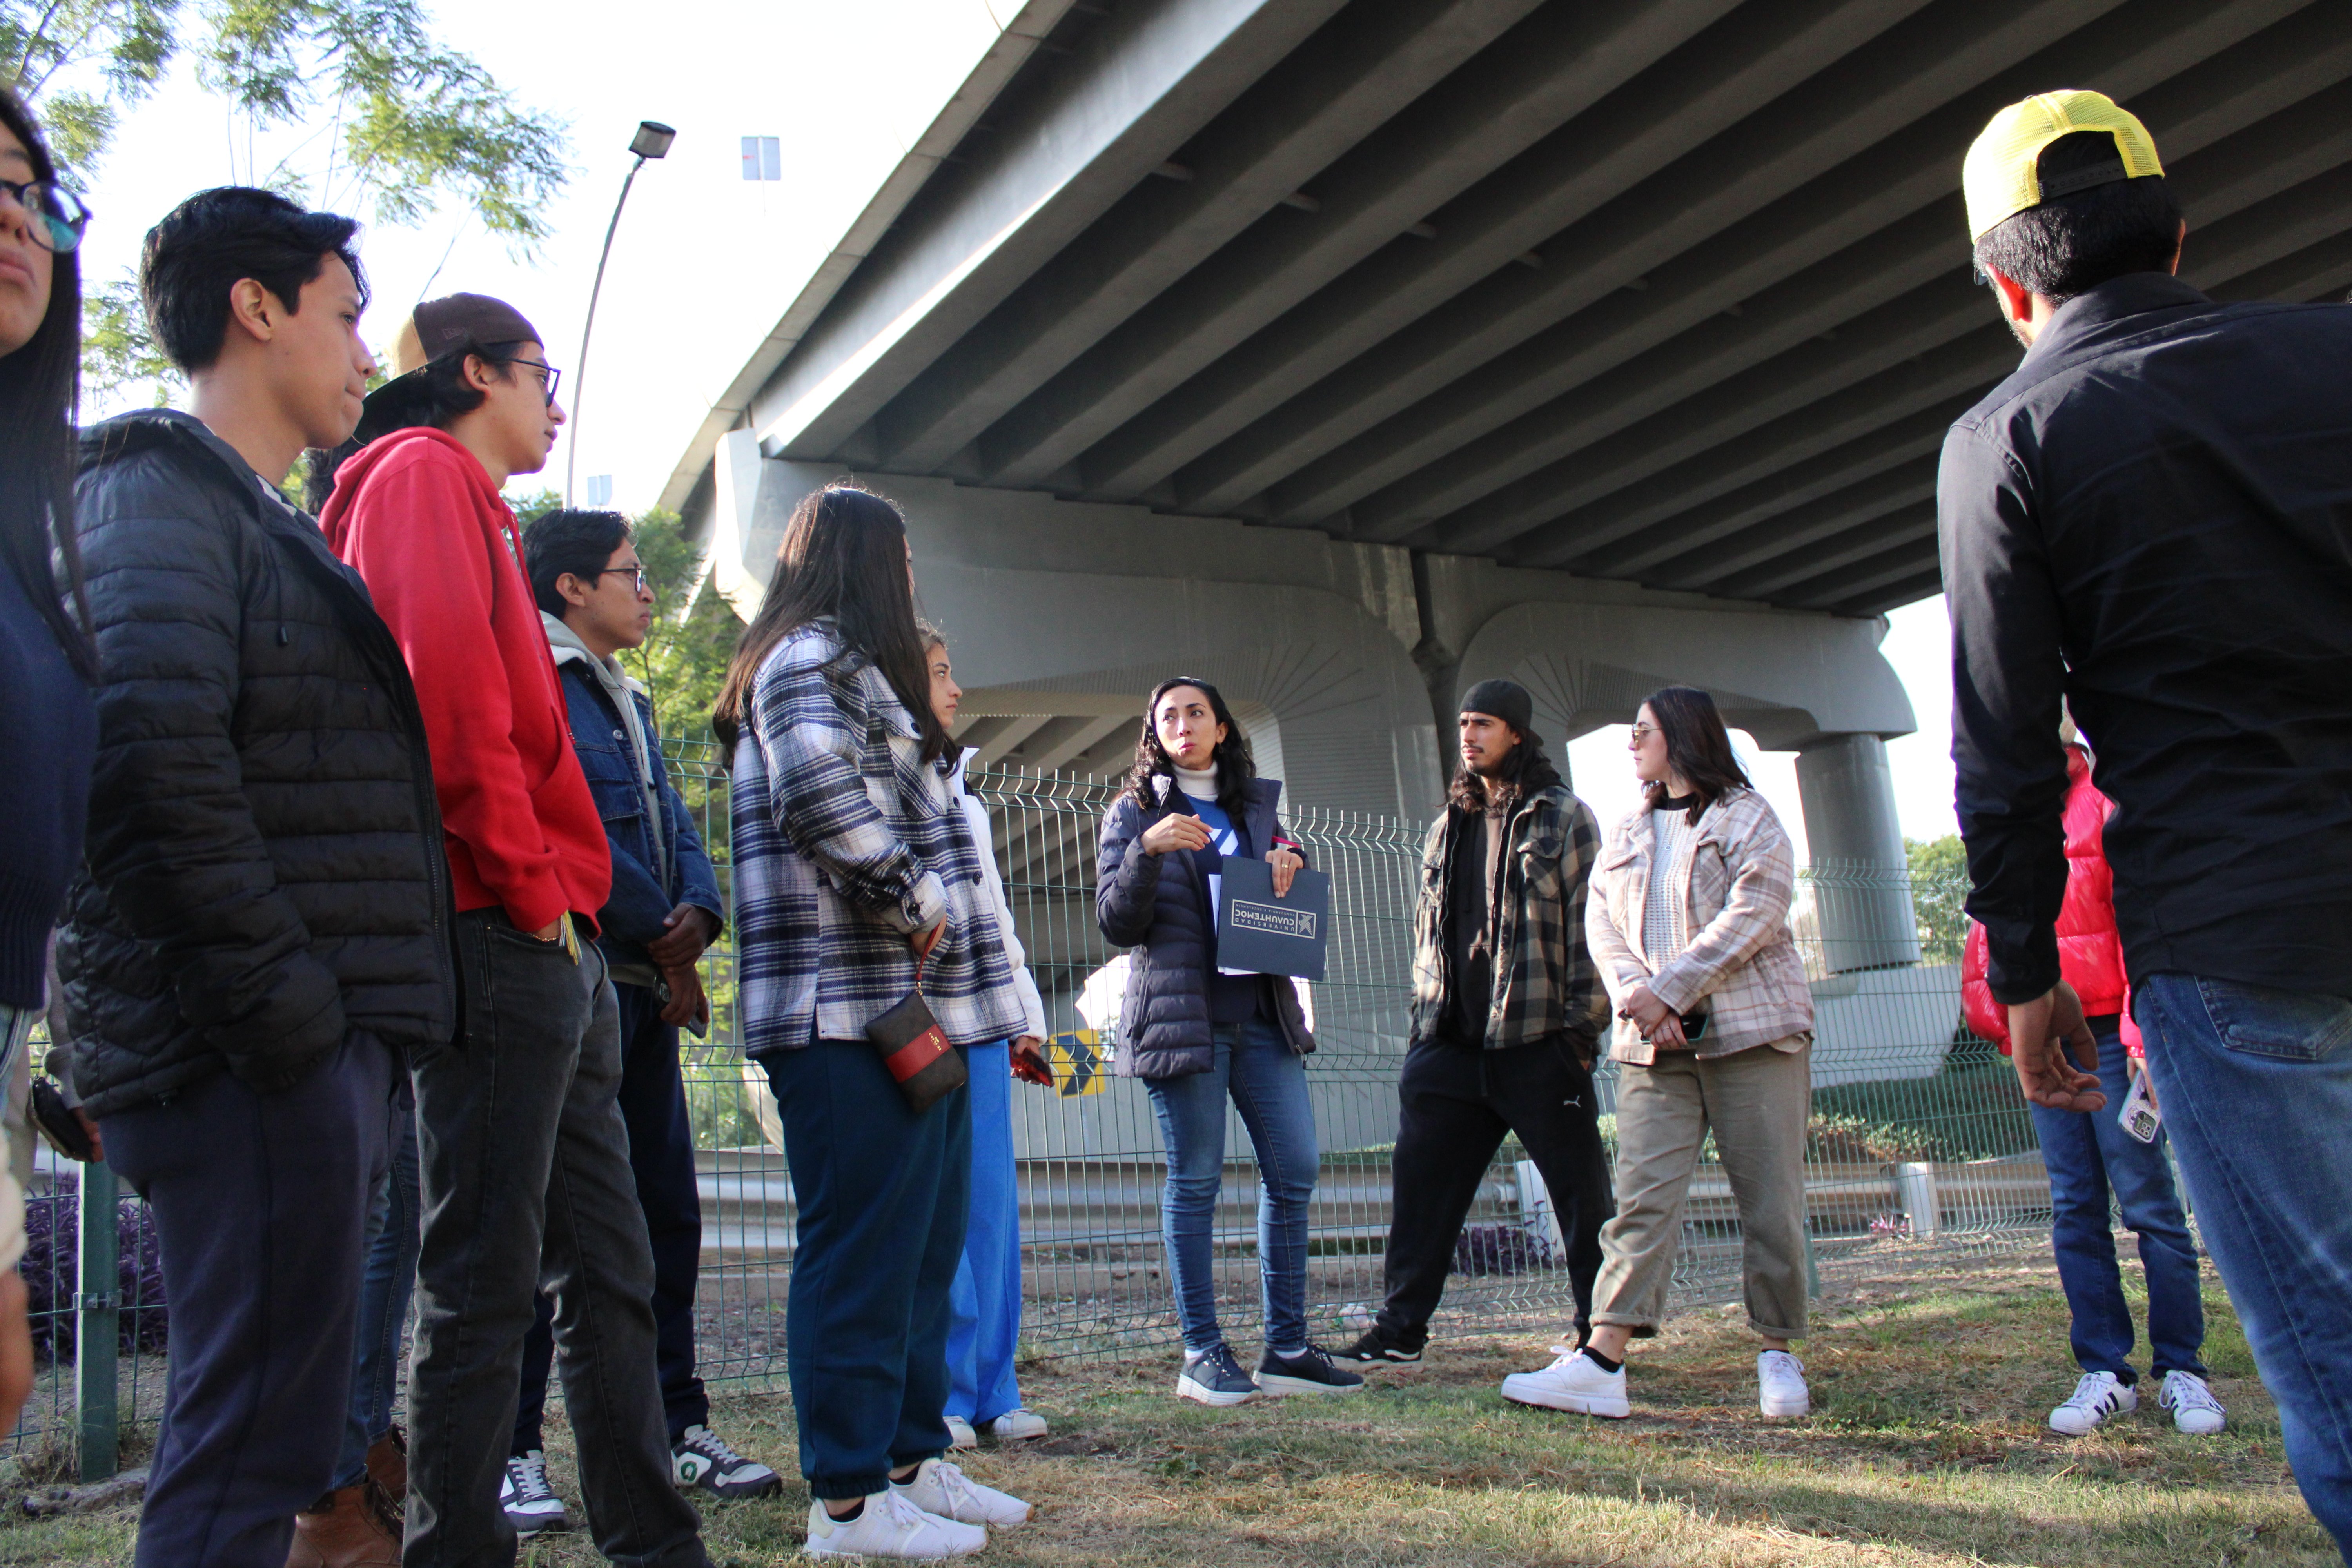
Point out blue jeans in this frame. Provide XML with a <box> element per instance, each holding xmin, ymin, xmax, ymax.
<box><xmin>2027</xmin><ymin>1019</ymin><xmax>2204</xmax><ymax>1385</ymax></box>
<box><xmin>2136</xmin><ymin>973</ymin><xmax>2352</xmax><ymax>1557</ymax></box>
<box><xmin>946</xmin><ymin>1042</ymin><xmax>1023</xmax><ymax>1424</ymax></box>
<box><xmin>1144</xmin><ymin>1015</ymin><xmax>1318</xmax><ymax>1354</ymax></box>
<box><xmin>332</xmin><ymin>1079</ymin><xmax>421</xmax><ymax>1489</ymax></box>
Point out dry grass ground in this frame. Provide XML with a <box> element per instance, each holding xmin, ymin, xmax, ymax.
<box><xmin>1</xmin><ymin>1254</ymin><xmax>2335</xmax><ymax>1566</ymax></box>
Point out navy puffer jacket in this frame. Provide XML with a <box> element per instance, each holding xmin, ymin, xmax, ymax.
<box><xmin>1096</xmin><ymin>774</ymin><xmax>1314</xmax><ymax>1079</ymax></box>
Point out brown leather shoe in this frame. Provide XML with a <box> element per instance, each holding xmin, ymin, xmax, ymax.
<box><xmin>365</xmin><ymin>1425</ymin><xmax>407</xmax><ymax>1504</ymax></box>
<box><xmin>284</xmin><ymin>1482</ymin><xmax>401</xmax><ymax>1568</ymax></box>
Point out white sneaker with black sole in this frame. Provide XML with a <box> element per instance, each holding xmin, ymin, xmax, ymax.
<box><xmin>501</xmin><ymin>1450</ymin><xmax>570</xmax><ymax>1535</ymax></box>
<box><xmin>2159</xmin><ymin>1370</ymin><xmax>2226</xmax><ymax>1435</ymax></box>
<box><xmin>2049</xmin><ymin>1370</ymin><xmax>2137</xmax><ymax>1435</ymax></box>
<box><xmin>804</xmin><ymin>1490</ymin><xmax>984</xmax><ymax>1559</ymax></box>
<box><xmin>670</xmin><ymin>1423</ymin><xmax>781</xmax><ymax>1499</ymax></box>
<box><xmin>893</xmin><ymin>1457</ymin><xmax>1031</xmax><ymax>1527</ymax></box>
<box><xmin>1176</xmin><ymin>1343</ymin><xmax>1263</xmax><ymax>1406</ymax></box>
<box><xmin>1501</xmin><ymin>1346</ymin><xmax>1631</xmax><ymax>1419</ymax></box>
<box><xmin>1757</xmin><ymin>1350</ymin><xmax>1810</xmax><ymax>1417</ymax></box>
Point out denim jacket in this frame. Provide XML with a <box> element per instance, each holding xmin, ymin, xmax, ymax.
<box><xmin>547</xmin><ymin>623</ymin><xmax>722</xmax><ymax>984</ymax></box>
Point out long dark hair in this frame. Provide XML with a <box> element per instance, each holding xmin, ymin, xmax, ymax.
<box><xmin>1641</xmin><ymin>685</ymin><xmax>1751</xmax><ymax>823</ymax></box>
<box><xmin>712</xmin><ymin>484</ymin><xmax>949</xmax><ymax>760</ymax></box>
<box><xmin>1122</xmin><ymin>675</ymin><xmax>1257</xmax><ymax>820</ymax></box>
<box><xmin>1448</xmin><ymin>730</ymin><xmax>1562</xmax><ymax>818</ymax></box>
<box><xmin>0</xmin><ymin>87</ymin><xmax>93</xmax><ymax>676</ymax></box>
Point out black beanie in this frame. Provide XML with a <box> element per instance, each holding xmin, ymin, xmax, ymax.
<box><xmin>1459</xmin><ymin>679</ymin><xmax>1540</xmax><ymax>746</ymax></box>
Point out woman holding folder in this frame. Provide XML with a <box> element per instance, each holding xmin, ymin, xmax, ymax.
<box><xmin>1095</xmin><ymin>677</ymin><xmax>1361</xmax><ymax>1406</ymax></box>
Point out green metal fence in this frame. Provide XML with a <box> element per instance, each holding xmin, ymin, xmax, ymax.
<box><xmin>10</xmin><ymin>745</ymin><xmax>2055</xmax><ymax>1479</ymax></box>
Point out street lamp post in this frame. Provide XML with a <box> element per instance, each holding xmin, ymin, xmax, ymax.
<box><xmin>565</xmin><ymin>119</ymin><xmax>676</xmax><ymax>506</ymax></box>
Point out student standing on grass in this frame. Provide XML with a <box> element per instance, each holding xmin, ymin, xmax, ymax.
<box><xmin>62</xmin><ymin>186</ymin><xmax>451</xmax><ymax>1568</ymax></box>
<box><xmin>920</xmin><ymin>624</ymin><xmax>1057</xmax><ymax>1451</ymax></box>
<box><xmin>1508</xmin><ymin>688</ymin><xmax>1815</xmax><ymax>1423</ymax></box>
<box><xmin>319</xmin><ymin>293</ymin><xmax>711</xmax><ymax>1568</ymax></box>
<box><xmin>1960</xmin><ymin>715</ymin><xmax>2221</xmax><ymax>1440</ymax></box>
<box><xmin>715</xmin><ymin>483</ymin><xmax>1031</xmax><ymax>1561</ymax></box>
<box><xmin>1942</xmin><ymin>90</ymin><xmax>2352</xmax><ymax>1552</ymax></box>
<box><xmin>511</xmin><ymin>508</ymin><xmax>776</xmax><ymax>1534</ymax></box>
<box><xmin>1095</xmin><ymin>678</ymin><xmax>1361</xmax><ymax>1407</ymax></box>
<box><xmin>1336</xmin><ymin>679</ymin><xmax>1612</xmax><ymax>1372</ymax></box>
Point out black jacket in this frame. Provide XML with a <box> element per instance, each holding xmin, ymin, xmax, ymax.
<box><xmin>1938</xmin><ymin>274</ymin><xmax>2352</xmax><ymax>1005</ymax></box>
<box><xmin>1096</xmin><ymin>775</ymin><xmax>1313</xmax><ymax>1079</ymax></box>
<box><xmin>60</xmin><ymin>411</ymin><xmax>455</xmax><ymax>1116</ymax></box>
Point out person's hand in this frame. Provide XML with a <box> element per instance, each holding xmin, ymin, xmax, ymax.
<box><xmin>1621</xmin><ymin>983</ymin><xmax>1673</xmax><ymax>1034</ymax></box>
<box><xmin>2127</xmin><ymin>1053</ymin><xmax>2158</xmax><ymax>1111</ymax></box>
<box><xmin>75</xmin><ymin>1108</ymin><xmax>105</xmax><ymax>1165</ymax></box>
<box><xmin>1140</xmin><ymin>814</ymin><xmax>1213</xmax><ymax>857</ymax></box>
<box><xmin>659</xmin><ymin>964</ymin><xmax>707</xmax><ymax>1027</ymax></box>
<box><xmin>912</xmin><ymin>917</ymin><xmax>947</xmax><ymax>960</ymax></box>
<box><xmin>2007</xmin><ymin>980</ymin><xmax>2105</xmax><ymax>1111</ymax></box>
<box><xmin>1010</xmin><ymin>1037</ymin><xmax>1053</xmax><ymax>1086</ymax></box>
<box><xmin>532</xmin><ymin>918</ymin><xmax>564</xmax><ymax>942</ymax></box>
<box><xmin>1267</xmin><ymin>846</ymin><xmax>1303</xmax><ymax>898</ymax></box>
<box><xmin>0</xmin><ymin>1272</ymin><xmax>29</xmax><ymax>1440</ymax></box>
<box><xmin>1646</xmin><ymin>1012</ymin><xmax>1689</xmax><ymax>1049</ymax></box>
<box><xmin>646</xmin><ymin>904</ymin><xmax>721</xmax><ymax>969</ymax></box>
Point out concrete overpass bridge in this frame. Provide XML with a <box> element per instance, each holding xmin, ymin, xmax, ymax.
<box><xmin>667</xmin><ymin>0</ymin><xmax>2352</xmax><ymax>962</ymax></box>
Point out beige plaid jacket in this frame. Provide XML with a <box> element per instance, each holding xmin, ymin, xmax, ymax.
<box><xmin>1586</xmin><ymin>786</ymin><xmax>1814</xmax><ymax>1065</ymax></box>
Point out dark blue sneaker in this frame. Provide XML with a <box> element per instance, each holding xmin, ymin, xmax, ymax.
<box><xmin>1256</xmin><ymin>1343</ymin><xmax>1365</xmax><ymax>1396</ymax></box>
<box><xmin>1177</xmin><ymin>1343</ymin><xmax>1263</xmax><ymax>1406</ymax></box>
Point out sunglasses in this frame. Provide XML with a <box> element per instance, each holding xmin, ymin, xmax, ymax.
<box><xmin>0</xmin><ymin>177</ymin><xmax>91</xmax><ymax>254</ymax></box>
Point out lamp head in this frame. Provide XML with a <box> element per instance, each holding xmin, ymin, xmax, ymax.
<box><xmin>630</xmin><ymin>121</ymin><xmax>677</xmax><ymax>160</ymax></box>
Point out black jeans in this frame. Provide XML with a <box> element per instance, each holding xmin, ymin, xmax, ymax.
<box><xmin>404</xmin><ymin>911</ymin><xmax>706</xmax><ymax>1568</ymax></box>
<box><xmin>102</xmin><ymin>1033</ymin><xmax>394</xmax><ymax>1568</ymax></box>
<box><xmin>513</xmin><ymin>980</ymin><xmax>708</xmax><ymax>1452</ymax></box>
<box><xmin>1376</xmin><ymin>1036</ymin><xmax>1611</xmax><ymax>1347</ymax></box>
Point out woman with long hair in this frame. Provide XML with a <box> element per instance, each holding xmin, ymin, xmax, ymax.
<box><xmin>718</xmin><ymin>484</ymin><xmax>1031</xmax><ymax>1560</ymax></box>
<box><xmin>0</xmin><ymin>83</ymin><xmax>96</xmax><ymax>1439</ymax></box>
<box><xmin>1504</xmin><ymin>687</ymin><xmax>1816</xmax><ymax>1422</ymax></box>
<box><xmin>1094</xmin><ymin>678</ymin><xmax>1361</xmax><ymax>1405</ymax></box>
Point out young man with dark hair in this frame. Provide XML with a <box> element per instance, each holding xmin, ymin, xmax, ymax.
<box><xmin>507</xmin><ymin>508</ymin><xmax>774</xmax><ymax>1527</ymax></box>
<box><xmin>320</xmin><ymin>301</ymin><xmax>711</xmax><ymax>1568</ymax></box>
<box><xmin>1337</xmin><ymin>679</ymin><xmax>1613</xmax><ymax>1369</ymax></box>
<box><xmin>1944</xmin><ymin>91</ymin><xmax>2352</xmax><ymax>1552</ymax></box>
<box><xmin>61</xmin><ymin>186</ymin><xmax>451</xmax><ymax>1566</ymax></box>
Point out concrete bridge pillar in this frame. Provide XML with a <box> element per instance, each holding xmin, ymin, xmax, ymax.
<box><xmin>1795</xmin><ymin>734</ymin><xmax>1920</xmax><ymax>973</ymax></box>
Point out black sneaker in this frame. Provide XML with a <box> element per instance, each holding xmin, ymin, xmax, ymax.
<box><xmin>1177</xmin><ymin>1343</ymin><xmax>1263</xmax><ymax>1406</ymax></box>
<box><xmin>671</xmin><ymin>1423</ymin><xmax>783</xmax><ymax>1499</ymax></box>
<box><xmin>1333</xmin><ymin>1326</ymin><xmax>1425</xmax><ymax>1365</ymax></box>
<box><xmin>1256</xmin><ymin>1343</ymin><xmax>1366</xmax><ymax>1396</ymax></box>
<box><xmin>501</xmin><ymin>1450</ymin><xmax>570</xmax><ymax>1535</ymax></box>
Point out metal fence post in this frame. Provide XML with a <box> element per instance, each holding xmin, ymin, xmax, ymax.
<box><xmin>76</xmin><ymin>1161</ymin><xmax>120</xmax><ymax>1483</ymax></box>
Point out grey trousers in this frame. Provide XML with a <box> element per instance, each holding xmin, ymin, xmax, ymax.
<box><xmin>1593</xmin><ymin>1039</ymin><xmax>1811</xmax><ymax>1341</ymax></box>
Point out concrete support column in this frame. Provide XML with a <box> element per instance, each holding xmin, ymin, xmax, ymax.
<box><xmin>1795</xmin><ymin>734</ymin><xmax>1920</xmax><ymax>972</ymax></box>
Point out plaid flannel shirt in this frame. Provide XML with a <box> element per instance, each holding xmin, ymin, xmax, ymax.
<box><xmin>730</xmin><ymin>624</ymin><xmax>1025</xmax><ymax>1055</ymax></box>
<box><xmin>1408</xmin><ymin>783</ymin><xmax>1609</xmax><ymax>1050</ymax></box>
<box><xmin>1587</xmin><ymin>786</ymin><xmax>1814</xmax><ymax>1065</ymax></box>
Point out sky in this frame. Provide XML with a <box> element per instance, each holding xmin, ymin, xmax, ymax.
<box><xmin>53</xmin><ymin>0</ymin><xmax>1963</xmax><ymax>848</ymax></box>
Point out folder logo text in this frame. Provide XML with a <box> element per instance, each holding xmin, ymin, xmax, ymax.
<box><xmin>1231</xmin><ymin>900</ymin><xmax>1317</xmax><ymax>941</ymax></box>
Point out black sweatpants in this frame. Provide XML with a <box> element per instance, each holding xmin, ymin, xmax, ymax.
<box><xmin>1376</xmin><ymin>1036</ymin><xmax>1611</xmax><ymax>1348</ymax></box>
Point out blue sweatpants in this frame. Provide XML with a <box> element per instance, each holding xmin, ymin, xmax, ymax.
<box><xmin>945</xmin><ymin>1042</ymin><xmax>1023</xmax><ymax>1424</ymax></box>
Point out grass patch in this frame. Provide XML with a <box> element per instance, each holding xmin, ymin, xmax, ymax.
<box><xmin>2</xmin><ymin>1255</ymin><xmax>2330</xmax><ymax>1566</ymax></box>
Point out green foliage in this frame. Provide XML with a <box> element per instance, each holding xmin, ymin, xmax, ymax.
<box><xmin>1905</xmin><ymin>833</ymin><xmax>1969</xmax><ymax>964</ymax></box>
<box><xmin>78</xmin><ymin>275</ymin><xmax>174</xmax><ymax>401</ymax></box>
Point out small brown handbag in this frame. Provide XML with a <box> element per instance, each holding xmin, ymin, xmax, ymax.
<box><xmin>864</xmin><ymin>954</ymin><xmax>969</xmax><ymax>1113</ymax></box>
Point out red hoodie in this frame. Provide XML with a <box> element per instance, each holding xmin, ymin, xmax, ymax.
<box><xmin>1960</xmin><ymin>744</ymin><xmax>2141</xmax><ymax>1059</ymax></box>
<box><xmin>320</xmin><ymin>428</ymin><xmax>610</xmax><ymax>935</ymax></box>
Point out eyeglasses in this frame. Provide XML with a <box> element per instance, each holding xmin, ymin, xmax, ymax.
<box><xmin>0</xmin><ymin>177</ymin><xmax>91</xmax><ymax>254</ymax></box>
<box><xmin>508</xmin><ymin>356</ymin><xmax>563</xmax><ymax>405</ymax></box>
<box><xmin>594</xmin><ymin>565</ymin><xmax>648</xmax><ymax>592</ymax></box>
<box><xmin>1628</xmin><ymin>724</ymin><xmax>1657</xmax><ymax>742</ymax></box>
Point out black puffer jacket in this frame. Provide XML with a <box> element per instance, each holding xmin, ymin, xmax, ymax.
<box><xmin>59</xmin><ymin>411</ymin><xmax>454</xmax><ymax>1116</ymax></box>
<box><xmin>1096</xmin><ymin>775</ymin><xmax>1312</xmax><ymax>1079</ymax></box>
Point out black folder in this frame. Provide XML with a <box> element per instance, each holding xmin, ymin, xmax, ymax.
<box><xmin>1214</xmin><ymin>855</ymin><xmax>1330</xmax><ymax>981</ymax></box>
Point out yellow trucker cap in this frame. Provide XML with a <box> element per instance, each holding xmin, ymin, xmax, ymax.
<box><xmin>1963</xmin><ymin>90</ymin><xmax>2163</xmax><ymax>242</ymax></box>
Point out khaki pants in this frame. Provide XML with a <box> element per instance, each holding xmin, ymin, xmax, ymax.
<box><xmin>1594</xmin><ymin>1039</ymin><xmax>1811</xmax><ymax>1340</ymax></box>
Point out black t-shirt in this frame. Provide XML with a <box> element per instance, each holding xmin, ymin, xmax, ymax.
<box><xmin>1442</xmin><ymin>809</ymin><xmax>1496</xmax><ymax>1049</ymax></box>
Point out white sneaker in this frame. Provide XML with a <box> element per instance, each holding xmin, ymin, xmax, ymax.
<box><xmin>1501</xmin><ymin>1346</ymin><xmax>1630</xmax><ymax>1419</ymax></box>
<box><xmin>1757</xmin><ymin>1350</ymin><xmax>1810</xmax><ymax>1417</ymax></box>
<box><xmin>943</xmin><ymin>1414</ymin><xmax>978</xmax><ymax>1450</ymax></box>
<box><xmin>894</xmin><ymin>1457</ymin><xmax>1030</xmax><ymax>1527</ymax></box>
<box><xmin>2049</xmin><ymin>1370</ymin><xmax>2138</xmax><ymax>1435</ymax></box>
<box><xmin>986</xmin><ymin>1409</ymin><xmax>1049</xmax><ymax>1442</ymax></box>
<box><xmin>2159</xmin><ymin>1370</ymin><xmax>2226</xmax><ymax>1435</ymax></box>
<box><xmin>500</xmin><ymin>1450</ymin><xmax>570</xmax><ymax>1535</ymax></box>
<box><xmin>804</xmin><ymin>1489</ymin><xmax>985</xmax><ymax>1559</ymax></box>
